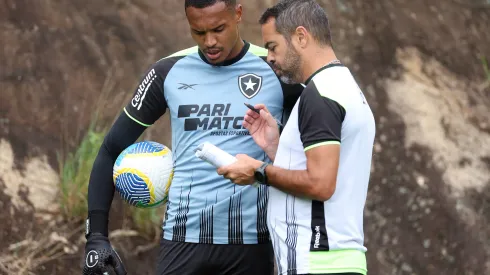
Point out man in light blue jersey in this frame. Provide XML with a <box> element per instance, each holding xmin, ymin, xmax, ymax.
<box><xmin>82</xmin><ymin>0</ymin><xmax>303</xmax><ymax>274</ymax></box>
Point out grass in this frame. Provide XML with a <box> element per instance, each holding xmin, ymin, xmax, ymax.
<box><xmin>129</xmin><ymin>207</ymin><xmax>165</xmax><ymax>239</ymax></box>
<box><xmin>57</xmin><ymin>68</ymin><xmax>165</xmax><ymax>239</ymax></box>
<box><xmin>58</xmin><ymin>119</ymin><xmax>105</xmax><ymax>220</ymax></box>
<box><xmin>58</xmin><ymin>115</ymin><xmax>164</xmax><ymax>240</ymax></box>
<box><xmin>482</xmin><ymin>56</ymin><xmax>490</xmax><ymax>81</ymax></box>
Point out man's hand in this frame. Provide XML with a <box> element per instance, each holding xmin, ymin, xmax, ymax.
<box><xmin>83</xmin><ymin>233</ymin><xmax>127</xmax><ymax>275</ymax></box>
<box><xmin>217</xmin><ymin>154</ymin><xmax>263</xmax><ymax>185</ymax></box>
<box><xmin>243</xmin><ymin>104</ymin><xmax>280</xmax><ymax>161</ymax></box>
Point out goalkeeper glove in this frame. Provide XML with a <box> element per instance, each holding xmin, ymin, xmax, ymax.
<box><xmin>83</xmin><ymin>212</ymin><xmax>126</xmax><ymax>275</ymax></box>
<box><xmin>82</xmin><ymin>233</ymin><xmax>127</xmax><ymax>275</ymax></box>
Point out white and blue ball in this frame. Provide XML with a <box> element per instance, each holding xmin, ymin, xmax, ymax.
<box><xmin>113</xmin><ymin>141</ymin><xmax>174</xmax><ymax>208</ymax></box>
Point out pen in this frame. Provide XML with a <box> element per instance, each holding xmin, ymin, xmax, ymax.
<box><xmin>244</xmin><ymin>103</ymin><xmax>284</xmax><ymax>127</ymax></box>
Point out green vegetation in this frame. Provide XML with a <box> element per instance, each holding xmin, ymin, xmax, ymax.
<box><xmin>58</xmin><ymin>117</ymin><xmax>164</xmax><ymax>239</ymax></box>
<box><xmin>482</xmin><ymin>56</ymin><xmax>490</xmax><ymax>81</ymax></box>
<box><xmin>130</xmin><ymin>207</ymin><xmax>165</xmax><ymax>238</ymax></box>
<box><xmin>58</xmin><ymin>120</ymin><xmax>104</xmax><ymax>220</ymax></box>
<box><xmin>57</xmin><ymin>70</ymin><xmax>165</xmax><ymax>240</ymax></box>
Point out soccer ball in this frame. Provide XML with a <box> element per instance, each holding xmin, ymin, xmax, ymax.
<box><xmin>113</xmin><ymin>141</ymin><xmax>174</xmax><ymax>208</ymax></box>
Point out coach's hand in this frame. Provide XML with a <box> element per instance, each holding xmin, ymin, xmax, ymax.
<box><xmin>83</xmin><ymin>233</ymin><xmax>127</xmax><ymax>275</ymax></box>
<box><xmin>218</xmin><ymin>154</ymin><xmax>263</xmax><ymax>185</ymax></box>
<box><xmin>242</xmin><ymin>104</ymin><xmax>280</xmax><ymax>160</ymax></box>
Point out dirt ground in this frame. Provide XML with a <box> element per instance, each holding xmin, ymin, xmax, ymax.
<box><xmin>1</xmin><ymin>0</ymin><xmax>489</xmax><ymax>274</ymax></box>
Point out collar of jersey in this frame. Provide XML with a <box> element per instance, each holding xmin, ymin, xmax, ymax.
<box><xmin>198</xmin><ymin>40</ymin><xmax>250</xmax><ymax>67</ymax></box>
<box><xmin>304</xmin><ymin>63</ymin><xmax>345</xmax><ymax>86</ymax></box>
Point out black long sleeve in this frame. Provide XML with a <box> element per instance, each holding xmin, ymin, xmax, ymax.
<box><xmin>86</xmin><ymin>113</ymin><xmax>147</xmax><ymax>236</ymax></box>
<box><xmin>85</xmin><ymin>58</ymin><xmax>178</xmax><ymax>236</ymax></box>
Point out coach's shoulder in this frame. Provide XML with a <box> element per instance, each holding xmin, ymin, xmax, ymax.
<box><xmin>248</xmin><ymin>43</ymin><xmax>268</xmax><ymax>57</ymax></box>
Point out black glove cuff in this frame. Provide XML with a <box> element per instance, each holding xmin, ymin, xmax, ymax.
<box><xmin>86</xmin><ymin>210</ymin><xmax>109</xmax><ymax>238</ymax></box>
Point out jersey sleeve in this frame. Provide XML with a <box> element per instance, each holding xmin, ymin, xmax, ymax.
<box><xmin>298</xmin><ymin>84</ymin><xmax>346</xmax><ymax>151</ymax></box>
<box><xmin>124</xmin><ymin>58</ymin><xmax>180</xmax><ymax>126</ymax></box>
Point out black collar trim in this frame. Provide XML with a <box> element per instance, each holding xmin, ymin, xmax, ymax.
<box><xmin>304</xmin><ymin>63</ymin><xmax>345</xmax><ymax>85</ymax></box>
<box><xmin>198</xmin><ymin>40</ymin><xmax>250</xmax><ymax>66</ymax></box>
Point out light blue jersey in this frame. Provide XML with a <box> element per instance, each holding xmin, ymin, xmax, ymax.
<box><xmin>124</xmin><ymin>41</ymin><xmax>302</xmax><ymax>244</ymax></box>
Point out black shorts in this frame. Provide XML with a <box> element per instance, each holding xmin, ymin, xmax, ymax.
<box><xmin>155</xmin><ymin>238</ymin><xmax>275</xmax><ymax>275</ymax></box>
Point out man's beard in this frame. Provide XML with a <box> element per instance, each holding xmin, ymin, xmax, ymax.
<box><xmin>275</xmin><ymin>46</ymin><xmax>302</xmax><ymax>84</ymax></box>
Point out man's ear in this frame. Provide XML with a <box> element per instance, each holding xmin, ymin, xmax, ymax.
<box><xmin>295</xmin><ymin>26</ymin><xmax>308</xmax><ymax>48</ymax></box>
<box><xmin>235</xmin><ymin>4</ymin><xmax>243</xmax><ymax>23</ymax></box>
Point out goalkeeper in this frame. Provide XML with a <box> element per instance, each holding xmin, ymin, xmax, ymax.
<box><xmin>82</xmin><ymin>0</ymin><xmax>303</xmax><ymax>274</ymax></box>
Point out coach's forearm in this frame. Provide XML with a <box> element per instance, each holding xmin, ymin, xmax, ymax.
<box><xmin>265</xmin><ymin>165</ymin><xmax>331</xmax><ymax>201</ymax></box>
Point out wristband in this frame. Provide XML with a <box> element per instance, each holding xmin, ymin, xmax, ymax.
<box><xmin>86</xmin><ymin>210</ymin><xmax>109</xmax><ymax>238</ymax></box>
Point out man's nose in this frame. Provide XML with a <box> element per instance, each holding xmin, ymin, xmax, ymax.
<box><xmin>204</xmin><ymin>33</ymin><xmax>217</xmax><ymax>48</ymax></box>
<box><xmin>267</xmin><ymin>55</ymin><xmax>275</xmax><ymax>65</ymax></box>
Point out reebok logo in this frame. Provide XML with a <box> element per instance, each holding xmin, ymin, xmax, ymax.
<box><xmin>132</xmin><ymin>69</ymin><xmax>157</xmax><ymax>110</ymax></box>
<box><xmin>310</xmin><ymin>201</ymin><xmax>329</xmax><ymax>251</ymax></box>
<box><xmin>178</xmin><ymin>104</ymin><xmax>247</xmax><ymax>134</ymax></box>
<box><xmin>310</xmin><ymin>220</ymin><xmax>328</xmax><ymax>251</ymax></box>
<box><xmin>178</xmin><ymin>83</ymin><xmax>197</xmax><ymax>90</ymax></box>
<box><xmin>314</xmin><ymin>225</ymin><xmax>321</xmax><ymax>249</ymax></box>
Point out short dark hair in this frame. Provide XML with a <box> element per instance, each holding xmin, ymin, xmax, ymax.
<box><xmin>185</xmin><ymin>0</ymin><xmax>236</xmax><ymax>9</ymax></box>
<box><xmin>259</xmin><ymin>0</ymin><xmax>332</xmax><ymax>46</ymax></box>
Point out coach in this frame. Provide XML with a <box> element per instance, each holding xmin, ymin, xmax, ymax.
<box><xmin>217</xmin><ymin>1</ymin><xmax>376</xmax><ymax>275</ymax></box>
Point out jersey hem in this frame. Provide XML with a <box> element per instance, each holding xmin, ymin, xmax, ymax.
<box><xmin>307</xmin><ymin>249</ymin><xmax>367</xmax><ymax>275</ymax></box>
<box><xmin>304</xmin><ymin>141</ymin><xmax>340</xmax><ymax>151</ymax></box>
<box><xmin>123</xmin><ymin>107</ymin><xmax>151</xmax><ymax>127</ymax></box>
<box><xmin>162</xmin><ymin>235</ymin><xmax>269</xmax><ymax>245</ymax></box>
<box><xmin>279</xmin><ymin>267</ymin><xmax>367</xmax><ymax>275</ymax></box>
